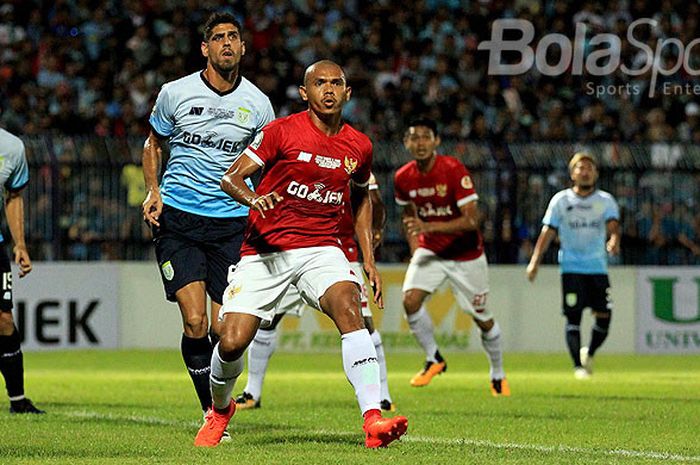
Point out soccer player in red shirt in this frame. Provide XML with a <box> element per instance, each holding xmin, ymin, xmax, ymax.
<box><xmin>394</xmin><ymin>118</ymin><xmax>510</xmax><ymax>396</ymax></box>
<box><xmin>194</xmin><ymin>60</ymin><xmax>407</xmax><ymax>448</ymax></box>
<box><xmin>234</xmin><ymin>174</ymin><xmax>395</xmax><ymax>412</ymax></box>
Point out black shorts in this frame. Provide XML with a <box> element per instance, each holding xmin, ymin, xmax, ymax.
<box><xmin>561</xmin><ymin>273</ymin><xmax>612</xmax><ymax>316</ymax></box>
<box><xmin>0</xmin><ymin>246</ymin><xmax>12</xmax><ymax>312</ymax></box>
<box><xmin>152</xmin><ymin>205</ymin><xmax>246</xmax><ymax>304</ymax></box>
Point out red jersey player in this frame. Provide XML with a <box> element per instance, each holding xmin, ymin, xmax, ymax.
<box><xmin>394</xmin><ymin>118</ymin><xmax>510</xmax><ymax>396</ymax></box>
<box><xmin>234</xmin><ymin>174</ymin><xmax>395</xmax><ymax>412</ymax></box>
<box><xmin>194</xmin><ymin>60</ymin><xmax>407</xmax><ymax>448</ymax></box>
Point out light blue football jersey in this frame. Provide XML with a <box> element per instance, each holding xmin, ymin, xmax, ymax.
<box><xmin>542</xmin><ymin>188</ymin><xmax>620</xmax><ymax>274</ymax></box>
<box><xmin>0</xmin><ymin>128</ymin><xmax>30</xmax><ymax>243</ymax></box>
<box><xmin>149</xmin><ymin>71</ymin><xmax>275</xmax><ymax>218</ymax></box>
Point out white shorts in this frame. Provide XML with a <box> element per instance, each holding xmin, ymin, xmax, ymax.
<box><xmin>272</xmin><ymin>262</ymin><xmax>371</xmax><ymax>319</ymax></box>
<box><xmin>402</xmin><ymin>248</ymin><xmax>492</xmax><ymax>321</ymax></box>
<box><xmin>274</xmin><ymin>284</ymin><xmax>306</xmax><ymax>317</ymax></box>
<box><xmin>221</xmin><ymin>246</ymin><xmax>362</xmax><ymax>325</ymax></box>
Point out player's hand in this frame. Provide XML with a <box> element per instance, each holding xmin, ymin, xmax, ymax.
<box><xmin>606</xmin><ymin>239</ymin><xmax>620</xmax><ymax>256</ymax></box>
<box><xmin>526</xmin><ymin>262</ymin><xmax>538</xmax><ymax>282</ymax></box>
<box><xmin>403</xmin><ymin>216</ymin><xmax>428</xmax><ymax>236</ymax></box>
<box><xmin>363</xmin><ymin>262</ymin><xmax>383</xmax><ymax>309</ymax></box>
<box><xmin>142</xmin><ymin>189</ymin><xmax>163</xmax><ymax>227</ymax></box>
<box><xmin>252</xmin><ymin>192</ymin><xmax>283</xmax><ymax>218</ymax></box>
<box><xmin>13</xmin><ymin>245</ymin><xmax>32</xmax><ymax>278</ymax></box>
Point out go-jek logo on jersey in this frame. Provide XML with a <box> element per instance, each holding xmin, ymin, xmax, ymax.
<box><xmin>287</xmin><ymin>181</ymin><xmax>343</xmax><ymax>205</ymax></box>
<box><xmin>182</xmin><ymin>131</ymin><xmax>245</xmax><ymax>154</ymax></box>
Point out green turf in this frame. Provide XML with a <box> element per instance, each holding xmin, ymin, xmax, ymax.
<box><xmin>0</xmin><ymin>350</ymin><xmax>699</xmax><ymax>465</ymax></box>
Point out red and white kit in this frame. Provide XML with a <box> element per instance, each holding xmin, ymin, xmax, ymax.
<box><xmin>394</xmin><ymin>155</ymin><xmax>491</xmax><ymax>320</ymax></box>
<box><xmin>222</xmin><ymin>111</ymin><xmax>372</xmax><ymax>323</ymax></box>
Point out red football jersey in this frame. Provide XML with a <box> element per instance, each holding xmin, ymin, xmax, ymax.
<box><xmin>394</xmin><ymin>154</ymin><xmax>483</xmax><ymax>261</ymax></box>
<box><xmin>240</xmin><ymin>111</ymin><xmax>372</xmax><ymax>256</ymax></box>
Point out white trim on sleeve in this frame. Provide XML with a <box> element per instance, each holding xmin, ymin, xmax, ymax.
<box><xmin>243</xmin><ymin>148</ymin><xmax>265</xmax><ymax>167</ymax></box>
<box><xmin>395</xmin><ymin>197</ymin><xmax>410</xmax><ymax>206</ymax></box>
<box><xmin>456</xmin><ymin>193</ymin><xmax>479</xmax><ymax>207</ymax></box>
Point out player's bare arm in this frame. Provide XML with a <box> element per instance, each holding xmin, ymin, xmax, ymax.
<box><xmin>606</xmin><ymin>219</ymin><xmax>621</xmax><ymax>255</ymax></box>
<box><xmin>353</xmin><ymin>183</ymin><xmax>383</xmax><ymax>308</ymax></box>
<box><xmin>369</xmin><ymin>188</ymin><xmax>386</xmax><ymax>249</ymax></box>
<box><xmin>4</xmin><ymin>188</ymin><xmax>31</xmax><ymax>277</ymax></box>
<box><xmin>141</xmin><ymin>130</ymin><xmax>164</xmax><ymax>227</ymax></box>
<box><xmin>400</xmin><ymin>204</ymin><xmax>420</xmax><ymax>254</ymax></box>
<box><xmin>526</xmin><ymin>226</ymin><xmax>557</xmax><ymax>282</ymax></box>
<box><xmin>221</xmin><ymin>154</ymin><xmax>283</xmax><ymax>218</ymax></box>
<box><xmin>404</xmin><ymin>200</ymin><xmax>479</xmax><ymax>237</ymax></box>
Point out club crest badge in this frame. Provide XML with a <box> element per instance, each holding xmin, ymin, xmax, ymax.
<box><xmin>236</xmin><ymin>107</ymin><xmax>251</xmax><ymax>125</ymax></box>
<box><xmin>344</xmin><ymin>156</ymin><xmax>358</xmax><ymax>175</ymax></box>
<box><xmin>436</xmin><ymin>183</ymin><xmax>448</xmax><ymax>197</ymax></box>
<box><xmin>161</xmin><ymin>261</ymin><xmax>174</xmax><ymax>281</ymax></box>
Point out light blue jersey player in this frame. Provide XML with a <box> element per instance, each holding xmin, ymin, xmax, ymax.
<box><xmin>0</xmin><ymin>128</ymin><xmax>44</xmax><ymax>414</ymax></box>
<box><xmin>527</xmin><ymin>153</ymin><xmax>621</xmax><ymax>379</ymax></box>
<box><xmin>141</xmin><ymin>12</ymin><xmax>274</xmax><ymax>425</ymax></box>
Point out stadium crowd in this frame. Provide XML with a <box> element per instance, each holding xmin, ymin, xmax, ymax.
<box><xmin>3</xmin><ymin>0</ymin><xmax>700</xmax><ymax>142</ymax></box>
<box><xmin>1</xmin><ymin>0</ymin><xmax>700</xmax><ymax>264</ymax></box>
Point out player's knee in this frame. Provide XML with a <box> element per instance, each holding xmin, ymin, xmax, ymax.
<box><xmin>217</xmin><ymin>332</ymin><xmax>247</xmax><ymax>360</ymax></box>
<box><xmin>402</xmin><ymin>291</ymin><xmax>423</xmax><ymax>314</ymax></box>
<box><xmin>182</xmin><ymin>314</ymin><xmax>208</xmax><ymax>337</ymax></box>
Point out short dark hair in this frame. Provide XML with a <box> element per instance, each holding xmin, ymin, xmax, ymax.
<box><xmin>405</xmin><ymin>118</ymin><xmax>438</xmax><ymax>137</ymax></box>
<box><xmin>202</xmin><ymin>12</ymin><xmax>242</xmax><ymax>41</ymax></box>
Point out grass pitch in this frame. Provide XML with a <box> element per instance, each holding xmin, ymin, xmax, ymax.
<box><xmin>0</xmin><ymin>350</ymin><xmax>699</xmax><ymax>465</ymax></box>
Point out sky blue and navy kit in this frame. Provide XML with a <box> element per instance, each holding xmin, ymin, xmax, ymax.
<box><xmin>0</xmin><ymin>128</ymin><xmax>30</xmax><ymax>310</ymax></box>
<box><xmin>542</xmin><ymin>188</ymin><xmax>620</xmax><ymax>314</ymax></box>
<box><xmin>149</xmin><ymin>71</ymin><xmax>275</xmax><ymax>303</ymax></box>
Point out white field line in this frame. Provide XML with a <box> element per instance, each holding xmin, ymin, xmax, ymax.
<box><xmin>62</xmin><ymin>411</ymin><xmax>700</xmax><ymax>462</ymax></box>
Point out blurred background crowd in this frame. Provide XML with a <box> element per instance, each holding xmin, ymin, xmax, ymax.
<box><xmin>0</xmin><ymin>0</ymin><xmax>699</xmax><ymax>264</ymax></box>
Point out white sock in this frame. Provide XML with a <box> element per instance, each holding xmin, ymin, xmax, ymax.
<box><xmin>342</xmin><ymin>329</ymin><xmax>380</xmax><ymax>415</ymax></box>
<box><xmin>210</xmin><ymin>344</ymin><xmax>244</xmax><ymax>410</ymax></box>
<box><xmin>407</xmin><ymin>305</ymin><xmax>438</xmax><ymax>362</ymax></box>
<box><xmin>481</xmin><ymin>322</ymin><xmax>505</xmax><ymax>380</ymax></box>
<box><xmin>371</xmin><ymin>330</ymin><xmax>391</xmax><ymax>403</ymax></box>
<box><xmin>244</xmin><ymin>328</ymin><xmax>278</xmax><ymax>400</ymax></box>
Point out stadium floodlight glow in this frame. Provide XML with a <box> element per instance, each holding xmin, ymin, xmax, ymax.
<box><xmin>478</xmin><ymin>18</ymin><xmax>700</xmax><ymax>97</ymax></box>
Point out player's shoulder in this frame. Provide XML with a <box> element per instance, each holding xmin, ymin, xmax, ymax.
<box><xmin>239</xmin><ymin>76</ymin><xmax>271</xmax><ymax>101</ymax></box>
<box><xmin>395</xmin><ymin>160</ymin><xmax>417</xmax><ymax>180</ymax></box>
<box><xmin>550</xmin><ymin>188</ymin><xmax>571</xmax><ymax>204</ymax></box>
<box><xmin>0</xmin><ymin>128</ymin><xmax>25</xmax><ymax>154</ymax></box>
<box><xmin>262</xmin><ymin>111</ymin><xmax>300</xmax><ymax>133</ymax></box>
<box><xmin>342</xmin><ymin>122</ymin><xmax>372</xmax><ymax>147</ymax></box>
<box><xmin>156</xmin><ymin>71</ymin><xmax>201</xmax><ymax>97</ymax></box>
<box><xmin>595</xmin><ymin>189</ymin><xmax>617</xmax><ymax>202</ymax></box>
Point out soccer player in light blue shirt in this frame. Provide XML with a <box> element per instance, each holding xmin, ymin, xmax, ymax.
<box><xmin>527</xmin><ymin>153</ymin><xmax>621</xmax><ymax>379</ymax></box>
<box><xmin>0</xmin><ymin>127</ymin><xmax>44</xmax><ymax>414</ymax></box>
<box><xmin>141</xmin><ymin>12</ymin><xmax>274</xmax><ymax>425</ymax></box>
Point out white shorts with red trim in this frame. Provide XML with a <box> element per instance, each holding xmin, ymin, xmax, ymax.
<box><xmin>221</xmin><ymin>246</ymin><xmax>362</xmax><ymax>325</ymax></box>
<box><xmin>402</xmin><ymin>247</ymin><xmax>492</xmax><ymax>321</ymax></box>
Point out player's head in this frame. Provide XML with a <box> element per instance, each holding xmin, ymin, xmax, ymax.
<box><xmin>201</xmin><ymin>12</ymin><xmax>245</xmax><ymax>73</ymax></box>
<box><xmin>569</xmin><ymin>152</ymin><xmax>598</xmax><ymax>189</ymax></box>
<box><xmin>299</xmin><ymin>60</ymin><xmax>351</xmax><ymax>116</ymax></box>
<box><xmin>403</xmin><ymin>118</ymin><xmax>440</xmax><ymax>161</ymax></box>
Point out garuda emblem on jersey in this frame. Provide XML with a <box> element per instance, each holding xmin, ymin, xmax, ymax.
<box><xmin>436</xmin><ymin>184</ymin><xmax>448</xmax><ymax>197</ymax></box>
<box><xmin>344</xmin><ymin>156</ymin><xmax>358</xmax><ymax>175</ymax></box>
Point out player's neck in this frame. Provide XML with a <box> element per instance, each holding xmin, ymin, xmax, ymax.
<box><xmin>416</xmin><ymin>154</ymin><xmax>437</xmax><ymax>173</ymax></box>
<box><xmin>203</xmin><ymin>64</ymin><xmax>240</xmax><ymax>93</ymax></box>
<box><xmin>307</xmin><ymin>109</ymin><xmax>343</xmax><ymax>136</ymax></box>
<box><xmin>573</xmin><ymin>185</ymin><xmax>595</xmax><ymax>197</ymax></box>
